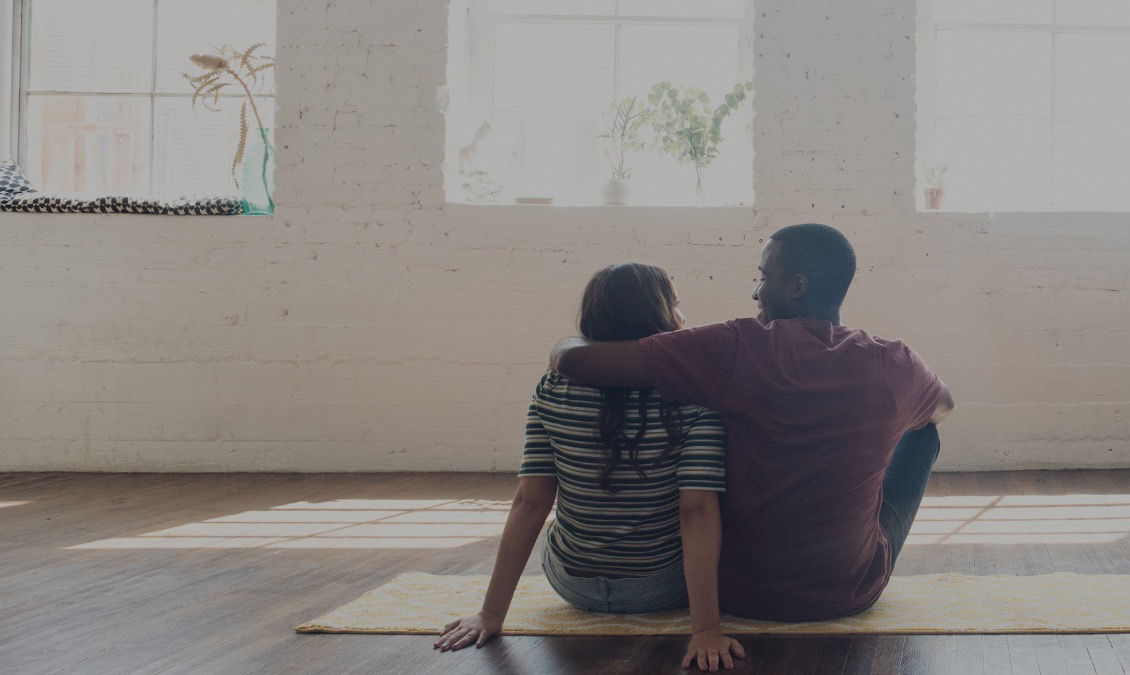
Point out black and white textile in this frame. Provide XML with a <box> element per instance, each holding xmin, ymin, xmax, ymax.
<box><xmin>0</xmin><ymin>192</ymin><xmax>243</xmax><ymax>215</ymax></box>
<box><xmin>0</xmin><ymin>161</ymin><xmax>242</xmax><ymax>215</ymax></box>
<box><xmin>0</xmin><ymin>161</ymin><xmax>36</xmax><ymax>200</ymax></box>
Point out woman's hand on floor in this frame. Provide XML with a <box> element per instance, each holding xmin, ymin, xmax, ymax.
<box><xmin>434</xmin><ymin>611</ymin><xmax>503</xmax><ymax>651</ymax></box>
<box><xmin>682</xmin><ymin>628</ymin><xmax>746</xmax><ymax>671</ymax></box>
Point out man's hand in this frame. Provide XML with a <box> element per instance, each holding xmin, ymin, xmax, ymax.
<box><xmin>682</xmin><ymin>628</ymin><xmax>746</xmax><ymax>671</ymax></box>
<box><xmin>434</xmin><ymin>611</ymin><xmax>504</xmax><ymax>651</ymax></box>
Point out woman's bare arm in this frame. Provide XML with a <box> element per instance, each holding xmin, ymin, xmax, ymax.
<box><xmin>679</xmin><ymin>489</ymin><xmax>745</xmax><ymax>671</ymax></box>
<box><xmin>435</xmin><ymin>476</ymin><xmax>557</xmax><ymax>651</ymax></box>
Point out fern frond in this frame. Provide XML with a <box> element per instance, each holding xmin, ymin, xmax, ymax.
<box><xmin>240</xmin><ymin>43</ymin><xmax>267</xmax><ymax>72</ymax></box>
<box><xmin>211</xmin><ymin>81</ymin><xmax>230</xmax><ymax>107</ymax></box>
<box><xmin>233</xmin><ymin>102</ymin><xmax>248</xmax><ymax>189</ymax></box>
<box><xmin>185</xmin><ymin>71</ymin><xmax>220</xmax><ymax>86</ymax></box>
<box><xmin>198</xmin><ymin>81</ymin><xmax>229</xmax><ymax>110</ymax></box>
<box><xmin>248</xmin><ymin>60</ymin><xmax>275</xmax><ymax>90</ymax></box>
<box><xmin>190</xmin><ymin>75</ymin><xmax>222</xmax><ymax>107</ymax></box>
<box><xmin>248</xmin><ymin>62</ymin><xmax>275</xmax><ymax>77</ymax></box>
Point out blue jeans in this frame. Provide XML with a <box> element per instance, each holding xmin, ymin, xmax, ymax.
<box><xmin>540</xmin><ymin>535</ymin><xmax>690</xmax><ymax>613</ymax></box>
<box><xmin>878</xmin><ymin>423</ymin><xmax>941</xmax><ymax>565</ymax></box>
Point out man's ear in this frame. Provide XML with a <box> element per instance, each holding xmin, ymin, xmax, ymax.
<box><xmin>789</xmin><ymin>274</ymin><xmax>808</xmax><ymax>300</ymax></box>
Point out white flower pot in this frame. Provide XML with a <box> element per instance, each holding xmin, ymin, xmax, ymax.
<box><xmin>602</xmin><ymin>179</ymin><xmax>629</xmax><ymax>206</ymax></box>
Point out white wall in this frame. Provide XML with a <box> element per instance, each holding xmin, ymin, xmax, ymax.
<box><xmin>1</xmin><ymin>0</ymin><xmax>1128</xmax><ymax>472</ymax></box>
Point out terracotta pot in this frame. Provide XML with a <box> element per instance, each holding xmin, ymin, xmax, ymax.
<box><xmin>925</xmin><ymin>188</ymin><xmax>944</xmax><ymax>210</ymax></box>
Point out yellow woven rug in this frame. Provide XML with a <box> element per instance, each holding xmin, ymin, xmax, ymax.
<box><xmin>297</xmin><ymin>572</ymin><xmax>1130</xmax><ymax>635</ymax></box>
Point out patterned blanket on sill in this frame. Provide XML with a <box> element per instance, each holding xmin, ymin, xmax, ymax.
<box><xmin>0</xmin><ymin>192</ymin><xmax>243</xmax><ymax>215</ymax></box>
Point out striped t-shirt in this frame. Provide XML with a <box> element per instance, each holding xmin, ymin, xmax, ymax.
<box><xmin>519</xmin><ymin>369</ymin><xmax>726</xmax><ymax>578</ymax></box>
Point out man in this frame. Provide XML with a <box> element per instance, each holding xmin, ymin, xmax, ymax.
<box><xmin>551</xmin><ymin>223</ymin><xmax>953</xmax><ymax>622</ymax></box>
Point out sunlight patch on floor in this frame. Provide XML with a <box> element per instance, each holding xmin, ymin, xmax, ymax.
<box><xmin>0</xmin><ymin>501</ymin><xmax>29</xmax><ymax>509</ymax></box>
<box><xmin>68</xmin><ymin>498</ymin><xmax>528</xmax><ymax>550</ymax></box>
<box><xmin>907</xmin><ymin>494</ymin><xmax>1130</xmax><ymax>545</ymax></box>
<box><xmin>65</xmin><ymin>493</ymin><xmax>1130</xmax><ymax>550</ymax></box>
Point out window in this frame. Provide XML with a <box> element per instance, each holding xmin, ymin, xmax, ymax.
<box><xmin>15</xmin><ymin>0</ymin><xmax>275</xmax><ymax>197</ymax></box>
<box><xmin>918</xmin><ymin>0</ymin><xmax>1130</xmax><ymax>212</ymax></box>
<box><xmin>2</xmin><ymin>1</ymin><xmax>16</xmax><ymax>161</ymax></box>
<box><xmin>446</xmin><ymin>0</ymin><xmax>754</xmax><ymax>206</ymax></box>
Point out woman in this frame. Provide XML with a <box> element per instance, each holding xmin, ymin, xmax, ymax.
<box><xmin>435</xmin><ymin>263</ymin><xmax>744</xmax><ymax>671</ymax></box>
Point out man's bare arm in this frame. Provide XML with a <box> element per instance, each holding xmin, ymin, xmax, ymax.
<box><xmin>929</xmin><ymin>383</ymin><xmax>954</xmax><ymax>426</ymax></box>
<box><xmin>550</xmin><ymin>337</ymin><xmax>654</xmax><ymax>388</ymax></box>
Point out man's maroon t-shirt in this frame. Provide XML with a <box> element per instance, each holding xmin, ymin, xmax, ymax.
<box><xmin>639</xmin><ymin>317</ymin><xmax>943</xmax><ymax>621</ymax></box>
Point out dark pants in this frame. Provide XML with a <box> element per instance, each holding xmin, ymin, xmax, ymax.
<box><xmin>878</xmin><ymin>423</ymin><xmax>941</xmax><ymax>566</ymax></box>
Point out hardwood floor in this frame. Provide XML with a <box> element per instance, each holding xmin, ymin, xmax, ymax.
<box><xmin>2</xmin><ymin>470</ymin><xmax>1130</xmax><ymax>674</ymax></box>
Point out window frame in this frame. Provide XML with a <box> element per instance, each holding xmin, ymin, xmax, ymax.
<box><xmin>457</xmin><ymin>0</ymin><xmax>755</xmax><ymax>207</ymax></box>
<box><xmin>12</xmin><ymin>0</ymin><xmax>275</xmax><ymax>196</ymax></box>
<box><xmin>917</xmin><ymin>0</ymin><xmax>1130</xmax><ymax>212</ymax></box>
<box><xmin>2</xmin><ymin>0</ymin><xmax>18</xmax><ymax>160</ymax></box>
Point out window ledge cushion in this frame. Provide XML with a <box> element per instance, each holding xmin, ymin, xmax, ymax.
<box><xmin>0</xmin><ymin>193</ymin><xmax>243</xmax><ymax>215</ymax></box>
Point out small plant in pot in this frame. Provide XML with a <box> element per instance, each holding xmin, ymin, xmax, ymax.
<box><xmin>599</xmin><ymin>96</ymin><xmax>650</xmax><ymax>205</ymax></box>
<box><xmin>923</xmin><ymin>162</ymin><xmax>948</xmax><ymax>210</ymax></box>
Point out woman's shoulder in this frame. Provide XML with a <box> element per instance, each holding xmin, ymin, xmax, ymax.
<box><xmin>536</xmin><ymin>368</ymin><xmax>602</xmax><ymax>398</ymax></box>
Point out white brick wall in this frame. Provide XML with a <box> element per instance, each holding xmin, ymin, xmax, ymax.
<box><xmin>1</xmin><ymin>0</ymin><xmax>1128</xmax><ymax>472</ymax></box>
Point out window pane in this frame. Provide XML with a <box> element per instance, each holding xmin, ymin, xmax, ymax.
<box><xmin>931</xmin><ymin>0</ymin><xmax>1052</xmax><ymax>24</ymax></box>
<box><xmin>25</xmin><ymin>95</ymin><xmax>150</xmax><ymax>194</ymax></box>
<box><xmin>1055</xmin><ymin>34</ymin><xmax>1130</xmax><ymax>121</ymax></box>
<box><xmin>493</xmin><ymin>23</ymin><xmax>614</xmax><ymax>111</ymax></box>
<box><xmin>489</xmin><ymin>112</ymin><xmax>602</xmax><ymax>203</ymax></box>
<box><xmin>936</xmin><ymin>30</ymin><xmax>1052</xmax><ymax>118</ymax></box>
<box><xmin>155</xmin><ymin>0</ymin><xmax>277</xmax><ymax>94</ymax></box>
<box><xmin>617</xmin><ymin>0</ymin><xmax>745</xmax><ymax>18</ymax></box>
<box><xmin>489</xmin><ymin>0</ymin><xmax>614</xmax><ymax>14</ymax></box>
<box><xmin>700</xmin><ymin>114</ymin><xmax>753</xmax><ymax>206</ymax></box>
<box><xmin>29</xmin><ymin>0</ymin><xmax>153</xmax><ymax>93</ymax></box>
<box><xmin>934</xmin><ymin>119</ymin><xmax>1051</xmax><ymax>210</ymax></box>
<box><xmin>1053</xmin><ymin>122</ymin><xmax>1130</xmax><ymax>211</ymax></box>
<box><xmin>618</xmin><ymin>25</ymin><xmax>740</xmax><ymax>99</ymax></box>
<box><xmin>1058</xmin><ymin>0</ymin><xmax>1130</xmax><ymax>27</ymax></box>
<box><xmin>152</xmin><ymin>96</ymin><xmax>274</xmax><ymax>197</ymax></box>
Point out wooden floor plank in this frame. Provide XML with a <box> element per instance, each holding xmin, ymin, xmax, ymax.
<box><xmin>1005</xmin><ymin>634</ymin><xmax>1042</xmax><ymax>675</ymax></box>
<box><xmin>1059</xmin><ymin>634</ymin><xmax>1104</xmax><ymax>675</ymax></box>
<box><xmin>2</xmin><ymin>470</ymin><xmax>1129</xmax><ymax>674</ymax></box>
<box><xmin>980</xmin><ymin>634</ymin><xmax>1013</xmax><ymax>675</ymax></box>
<box><xmin>868</xmin><ymin>635</ymin><xmax>907</xmax><ymax>674</ymax></box>
<box><xmin>953</xmin><ymin>634</ymin><xmax>986</xmax><ymax>675</ymax></box>
<box><xmin>838</xmin><ymin>637</ymin><xmax>879</xmax><ymax>674</ymax></box>
<box><xmin>1108</xmin><ymin>634</ymin><xmax>1130</xmax><ymax>675</ymax></box>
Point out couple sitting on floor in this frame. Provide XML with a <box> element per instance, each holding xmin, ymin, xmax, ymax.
<box><xmin>435</xmin><ymin>223</ymin><xmax>954</xmax><ymax>671</ymax></box>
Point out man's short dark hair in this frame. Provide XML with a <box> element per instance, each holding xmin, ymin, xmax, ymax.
<box><xmin>769</xmin><ymin>223</ymin><xmax>856</xmax><ymax>307</ymax></box>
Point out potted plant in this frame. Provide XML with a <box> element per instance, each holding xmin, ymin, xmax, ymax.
<box><xmin>598</xmin><ymin>96</ymin><xmax>650</xmax><ymax>205</ymax></box>
<box><xmin>457</xmin><ymin>121</ymin><xmax>506</xmax><ymax>203</ymax></box>
<box><xmin>184</xmin><ymin>44</ymin><xmax>275</xmax><ymax>214</ymax></box>
<box><xmin>923</xmin><ymin>162</ymin><xmax>948</xmax><ymax>210</ymax></box>
<box><xmin>647</xmin><ymin>81</ymin><xmax>752</xmax><ymax>201</ymax></box>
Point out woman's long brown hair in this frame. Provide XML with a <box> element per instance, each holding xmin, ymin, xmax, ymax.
<box><xmin>578</xmin><ymin>263</ymin><xmax>684</xmax><ymax>493</ymax></box>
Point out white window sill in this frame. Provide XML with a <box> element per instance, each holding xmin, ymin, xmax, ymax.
<box><xmin>918</xmin><ymin>209</ymin><xmax>1130</xmax><ymax>236</ymax></box>
<box><xmin>446</xmin><ymin>200</ymin><xmax>755</xmax><ymax>209</ymax></box>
